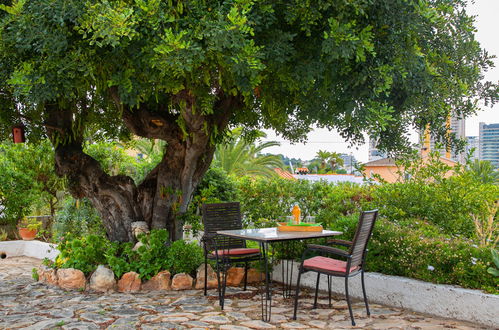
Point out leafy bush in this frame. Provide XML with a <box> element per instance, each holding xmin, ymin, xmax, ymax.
<box><xmin>368</xmin><ymin>218</ymin><xmax>497</xmax><ymax>294</ymax></box>
<box><xmin>53</xmin><ymin>198</ymin><xmax>105</xmax><ymax>239</ymax></box>
<box><xmin>0</xmin><ymin>141</ymin><xmax>65</xmax><ymax>225</ymax></box>
<box><xmin>165</xmin><ymin>240</ymin><xmax>204</xmax><ymax>275</ymax></box>
<box><xmin>236</xmin><ymin>176</ymin><xmax>371</xmax><ymax>228</ymax></box>
<box><xmin>55</xmin><ymin>234</ymin><xmax>111</xmax><ymax>274</ymax></box>
<box><xmin>106</xmin><ymin>229</ymin><xmax>171</xmax><ymax>280</ymax></box>
<box><xmin>54</xmin><ymin>230</ymin><xmax>204</xmax><ymax>280</ymax></box>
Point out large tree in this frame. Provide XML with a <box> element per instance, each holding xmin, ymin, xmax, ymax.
<box><xmin>0</xmin><ymin>0</ymin><xmax>496</xmax><ymax>241</ymax></box>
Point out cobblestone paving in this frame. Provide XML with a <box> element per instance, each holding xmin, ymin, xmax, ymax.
<box><xmin>0</xmin><ymin>257</ymin><xmax>485</xmax><ymax>329</ymax></box>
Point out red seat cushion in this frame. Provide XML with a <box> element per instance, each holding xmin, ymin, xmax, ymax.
<box><xmin>212</xmin><ymin>248</ymin><xmax>260</xmax><ymax>257</ymax></box>
<box><xmin>303</xmin><ymin>256</ymin><xmax>358</xmax><ymax>274</ymax></box>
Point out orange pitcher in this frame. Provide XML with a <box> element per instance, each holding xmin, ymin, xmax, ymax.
<box><xmin>292</xmin><ymin>205</ymin><xmax>301</xmax><ymax>225</ymax></box>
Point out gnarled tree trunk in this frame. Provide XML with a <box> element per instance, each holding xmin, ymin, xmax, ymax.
<box><xmin>47</xmin><ymin>91</ymin><xmax>241</xmax><ymax>242</ymax></box>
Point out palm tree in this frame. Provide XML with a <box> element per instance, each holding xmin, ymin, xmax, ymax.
<box><xmin>315</xmin><ymin>150</ymin><xmax>344</xmax><ymax>172</ymax></box>
<box><xmin>316</xmin><ymin>150</ymin><xmax>332</xmax><ymax>170</ymax></box>
<box><xmin>468</xmin><ymin>159</ymin><xmax>499</xmax><ymax>185</ymax></box>
<box><xmin>214</xmin><ymin>129</ymin><xmax>283</xmax><ymax>177</ymax></box>
<box><xmin>328</xmin><ymin>151</ymin><xmax>345</xmax><ymax>171</ymax></box>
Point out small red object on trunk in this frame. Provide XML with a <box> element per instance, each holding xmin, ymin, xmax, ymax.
<box><xmin>12</xmin><ymin>125</ymin><xmax>25</xmax><ymax>143</ymax></box>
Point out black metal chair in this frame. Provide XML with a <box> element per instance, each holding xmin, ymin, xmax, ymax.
<box><xmin>293</xmin><ymin>209</ymin><xmax>378</xmax><ymax>326</ymax></box>
<box><xmin>201</xmin><ymin>202</ymin><xmax>261</xmax><ymax>309</ymax></box>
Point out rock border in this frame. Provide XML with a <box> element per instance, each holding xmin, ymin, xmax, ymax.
<box><xmin>37</xmin><ymin>263</ymin><xmax>263</xmax><ymax>293</ymax></box>
<box><xmin>272</xmin><ymin>260</ymin><xmax>499</xmax><ymax>328</ymax></box>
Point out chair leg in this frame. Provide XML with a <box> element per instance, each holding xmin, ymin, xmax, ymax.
<box><xmin>361</xmin><ymin>270</ymin><xmax>370</xmax><ymax>316</ymax></box>
<box><xmin>293</xmin><ymin>265</ymin><xmax>304</xmax><ymax>320</ymax></box>
<box><xmin>214</xmin><ymin>257</ymin><xmax>225</xmax><ymax>310</ymax></box>
<box><xmin>327</xmin><ymin>275</ymin><xmax>332</xmax><ymax>308</ymax></box>
<box><xmin>345</xmin><ymin>276</ymin><xmax>355</xmax><ymax>326</ymax></box>
<box><xmin>243</xmin><ymin>261</ymin><xmax>248</xmax><ymax>291</ymax></box>
<box><xmin>204</xmin><ymin>255</ymin><xmax>208</xmax><ymax>296</ymax></box>
<box><xmin>313</xmin><ymin>272</ymin><xmax>320</xmax><ymax>309</ymax></box>
<box><xmin>220</xmin><ymin>262</ymin><xmax>228</xmax><ymax>310</ymax></box>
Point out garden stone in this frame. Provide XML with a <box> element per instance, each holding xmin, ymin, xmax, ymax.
<box><xmin>246</xmin><ymin>268</ymin><xmax>264</xmax><ymax>283</ymax></box>
<box><xmin>25</xmin><ymin>318</ymin><xmax>74</xmax><ymax>330</ymax></box>
<box><xmin>37</xmin><ymin>265</ymin><xmax>58</xmax><ymax>286</ymax></box>
<box><xmin>179</xmin><ymin>304</ymin><xmax>214</xmax><ymax>312</ymax></box>
<box><xmin>57</xmin><ymin>268</ymin><xmax>86</xmax><ymax>290</ymax></box>
<box><xmin>132</xmin><ymin>241</ymin><xmax>144</xmax><ymax>251</ymax></box>
<box><xmin>199</xmin><ymin>315</ymin><xmax>231</xmax><ymax>324</ymax></box>
<box><xmin>117</xmin><ymin>271</ymin><xmax>141</xmax><ymax>292</ymax></box>
<box><xmin>226</xmin><ymin>267</ymin><xmax>245</xmax><ymax>286</ymax></box>
<box><xmin>171</xmin><ymin>273</ymin><xmax>193</xmax><ymax>290</ymax></box>
<box><xmin>89</xmin><ymin>265</ymin><xmax>116</xmax><ymax>292</ymax></box>
<box><xmin>61</xmin><ymin>321</ymin><xmax>100</xmax><ymax>330</ymax></box>
<box><xmin>280</xmin><ymin>322</ymin><xmax>309</xmax><ymax>329</ymax></box>
<box><xmin>240</xmin><ymin>320</ymin><xmax>276</xmax><ymax>329</ymax></box>
<box><xmin>131</xmin><ymin>221</ymin><xmax>149</xmax><ymax>238</ymax></box>
<box><xmin>226</xmin><ymin>312</ymin><xmax>251</xmax><ymax>321</ymax></box>
<box><xmin>107</xmin><ymin>317</ymin><xmax>140</xmax><ymax>329</ymax></box>
<box><xmin>171</xmin><ymin>296</ymin><xmax>208</xmax><ymax>306</ymax></box>
<box><xmin>79</xmin><ymin>311</ymin><xmax>114</xmax><ymax>323</ymax></box>
<box><xmin>181</xmin><ymin>321</ymin><xmax>211</xmax><ymax>328</ymax></box>
<box><xmin>194</xmin><ymin>263</ymin><xmax>218</xmax><ymax>289</ymax></box>
<box><xmin>307</xmin><ymin>320</ymin><xmax>328</xmax><ymax>328</ymax></box>
<box><xmin>141</xmin><ymin>322</ymin><xmax>185</xmax><ymax>329</ymax></box>
<box><xmin>220</xmin><ymin>326</ymin><xmax>252</xmax><ymax>330</ymax></box>
<box><xmin>142</xmin><ymin>270</ymin><xmax>171</xmax><ymax>291</ymax></box>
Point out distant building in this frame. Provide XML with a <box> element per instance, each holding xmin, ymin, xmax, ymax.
<box><xmin>465</xmin><ymin>136</ymin><xmax>479</xmax><ymax>162</ymax></box>
<box><xmin>368</xmin><ymin>137</ymin><xmax>387</xmax><ymax>161</ymax></box>
<box><xmin>479</xmin><ymin>122</ymin><xmax>499</xmax><ymax>169</ymax></box>
<box><xmin>363</xmin><ymin>158</ymin><xmax>399</xmax><ymax>183</ymax></box>
<box><xmin>420</xmin><ymin>114</ymin><xmax>466</xmax><ymax>163</ymax></box>
<box><xmin>339</xmin><ymin>153</ymin><xmax>357</xmax><ymax>174</ymax></box>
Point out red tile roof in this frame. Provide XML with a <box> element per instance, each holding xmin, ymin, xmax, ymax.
<box><xmin>273</xmin><ymin>168</ymin><xmax>297</xmax><ymax>180</ymax></box>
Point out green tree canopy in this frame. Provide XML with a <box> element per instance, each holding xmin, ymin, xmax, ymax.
<box><xmin>0</xmin><ymin>0</ymin><xmax>496</xmax><ymax>241</ymax></box>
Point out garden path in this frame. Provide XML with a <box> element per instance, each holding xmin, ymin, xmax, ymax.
<box><xmin>0</xmin><ymin>257</ymin><xmax>484</xmax><ymax>329</ymax></box>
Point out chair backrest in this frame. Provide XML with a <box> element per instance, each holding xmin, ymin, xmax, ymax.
<box><xmin>348</xmin><ymin>209</ymin><xmax>378</xmax><ymax>269</ymax></box>
<box><xmin>202</xmin><ymin>202</ymin><xmax>246</xmax><ymax>251</ymax></box>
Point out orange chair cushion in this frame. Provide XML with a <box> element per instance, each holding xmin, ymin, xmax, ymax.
<box><xmin>212</xmin><ymin>248</ymin><xmax>260</xmax><ymax>257</ymax></box>
<box><xmin>303</xmin><ymin>256</ymin><xmax>358</xmax><ymax>274</ymax></box>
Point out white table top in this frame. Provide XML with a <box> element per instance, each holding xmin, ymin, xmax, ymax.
<box><xmin>216</xmin><ymin>227</ymin><xmax>342</xmax><ymax>243</ymax></box>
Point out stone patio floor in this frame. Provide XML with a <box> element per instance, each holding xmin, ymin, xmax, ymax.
<box><xmin>0</xmin><ymin>257</ymin><xmax>485</xmax><ymax>329</ymax></box>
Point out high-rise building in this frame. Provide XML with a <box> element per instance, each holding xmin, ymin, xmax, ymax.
<box><xmin>420</xmin><ymin>114</ymin><xmax>466</xmax><ymax>163</ymax></box>
<box><xmin>339</xmin><ymin>153</ymin><xmax>358</xmax><ymax>174</ymax></box>
<box><xmin>479</xmin><ymin>122</ymin><xmax>499</xmax><ymax>168</ymax></box>
<box><xmin>465</xmin><ymin>136</ymin><xmax>479</xmax><ymax>162</ymax></box>
<box><xmin>368</xmin><ymin>137</ymin><xmax>387</xmax><ymax>161</ymax></box>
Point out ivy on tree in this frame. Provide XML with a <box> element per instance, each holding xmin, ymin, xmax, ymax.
<box><xmin>0</xmin><ymin>0</ymin><xmax>496</xmax><ymax>241</ymax></box>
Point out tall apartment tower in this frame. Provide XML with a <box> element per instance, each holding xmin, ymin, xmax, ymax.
<box><xmin>465</xmin><ymin>136</ymin><xmax>479</xmax><ymax>162</ymax></box>
<box><xmin>420</xmin><ymin>114</ymin><xmax>466</xmax><ymax>163</ymax></box>
<box><xmin>479</xmin><ymin>122</ymin><xmax>499</xmax><ymax>169</ymax></box>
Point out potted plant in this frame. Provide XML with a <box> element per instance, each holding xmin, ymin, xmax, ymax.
<box><xmin>17</xmin><ymin>217</ymin><xmax>41</xmax><ymax>241</ymax></box>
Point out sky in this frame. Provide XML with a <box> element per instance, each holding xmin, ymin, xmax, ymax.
<box><xmin>263</xmin><ymin>0</ymin><xmax>498</xmax><ymax>163</ymax></box>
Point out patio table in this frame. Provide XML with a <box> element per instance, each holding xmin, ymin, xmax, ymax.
<box><xmin>216</xmin><ymin>227</ymin><xmax>342</xmax><ymax>322</ymax></box>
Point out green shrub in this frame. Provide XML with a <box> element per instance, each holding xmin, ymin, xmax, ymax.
<box><xmin>236</xmin><ymin>176</ymin><xmax>372</xmax><ymax>228</ymax></box>
<box><xmin>106</xmin><ymin>229</ymin><xmax>171</xmax><ymax>280</ymax></box>
<box><xmin>55</xmin><ymin>234</ymin><xmax>111</xmax><ymax>275</ymax></box>
<box><xmin>165</xmin><ymin>240</ymin><xmax>204</xmax><ymax>275</ymax></box>
<box><xmin>367</xmin><ymin>218</ymin><xmax>498</xmax><ymax>294</ymax></box>
<box><xmin>53</xmin><ymin>198</ymin><xmax>105</xmax><ymax>239</ymax></box>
